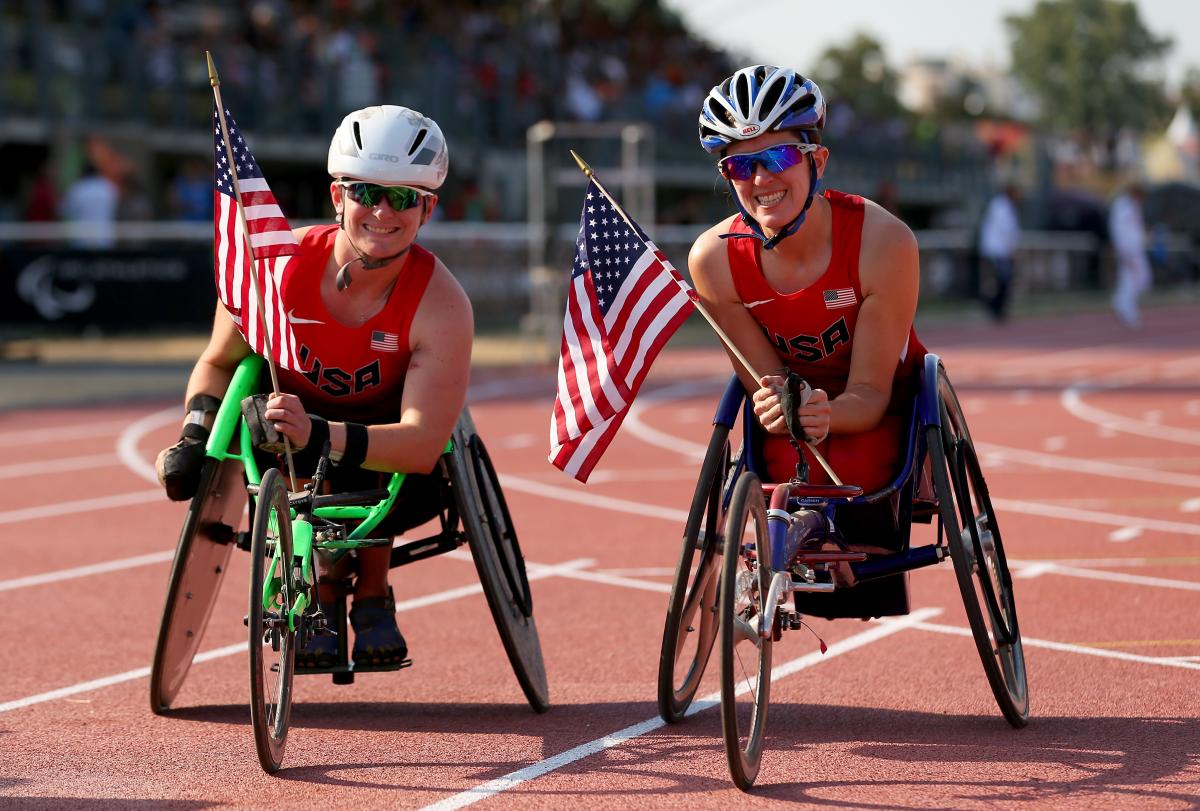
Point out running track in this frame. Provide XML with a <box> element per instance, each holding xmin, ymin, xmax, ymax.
<box><xmin>2</xmin><ymin>305</ymin><xmax>1198</xmax><ymax>808</ymax></box>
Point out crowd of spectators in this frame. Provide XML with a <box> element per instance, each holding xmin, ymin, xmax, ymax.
<box><xmin>5</xmin><ymin>0</ymin><xmax>730</xmax><ymax>148</ymax></box>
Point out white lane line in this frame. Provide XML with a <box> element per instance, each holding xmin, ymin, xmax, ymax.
<box><xmin>1017</xmin><ymin>563</ymin><xmax>1200</xmax><ymax>593</ymax></box>
<box><xmin>976</xmin><ymin>442</ymin><xmax>1200</xmax><ymax>489</ymax></box>
<box><xmin>1182</xmin><ymin>498</ymin><xmax>1200</xmax><ymax>513</ymax></box>
<box><xmin>420</xmin><ymin>608</ymin><xmax>943</xmax><ymax>811</ymax></box>
<box><xmin>118</xmin><ymin>406</ymin><xmax>178</xmax><ymax>485</ymax></box>
<box><xmin>1012</xmin><ymin>562</ymin><xmax>1058</xmax><ymax>579</ymax></box>
<box><xmin>914</xmin><ymin>621</ymin><xmax>1200</xmax><ymax>671</ymax></box>
<box><xmin>1062</xmin><ymin>386</ymin><xmax>1200</xmax><ymax>445</ymax></box>
<box><xmin>0</xmin><ymin>550</ymin><xmax>175</xmax><ymax>593</ymax></box>
<box><xmin>0</xmin><ymin>452</ymin><xmax>118</xmax><ymax>479</ymax></box>
<box><xmin>993</xmin><ymin>497</ymin><xmax>1200</xmax><ymax>537</ymax></box>
<box><xmin>0</xmin><ymin>557</ymin><xmax>592</xmax><ymax>714</ymax></box>
<box><xmin>0</xmin><ymin>488</ymin><xmax>164</xmax><ymax>526</ymax></box>
<box><xmin>500</xmin><ymin>473</ymin><xmax>689</xmax><ymax>524</ymax></box>
<box><xmin>1108</xmin><ymin>526</ymin><xmax>1143</xmax><ymax>543</ymax></box>
<box><xmin>0</xmin><ymin>419</ymin><xmax>134</xmax><ymax>447</ymax></box>
<box><xmin>623</xmin><ymin>379</ymin><xmax>724</xmax><ymax>461</ymax></box>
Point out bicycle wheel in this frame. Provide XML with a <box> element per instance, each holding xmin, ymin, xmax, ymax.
<box><xmin>150</xmin><ymin>457</ymin><xmax>246</xmax><ymax>714</ymax></box>
<box><xmin>719</xmin><ymin>471</ymin><xmax>773</xmax><ymax>791</ymax></box>
<box><xmin>930</xmin><ymin>365</ymin><xmax>1029</xmax><ymax>727</ymax></box>
<box><xmin>248</xmin><ymin>468</ymin><xmax>297</xmax><ymax>773</ymax></box>
<box><xmin>448</xmin><ymin>409</ymin><xmax>549</xmax><ymax>712</ymax></box>
<box><xmin>657</xmin><ymin>424</ymin><xmax>730</xmax><ymax>723</ymax></box>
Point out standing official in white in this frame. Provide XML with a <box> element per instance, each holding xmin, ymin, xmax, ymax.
<box><xmin>1109</xmin><ymin>183</ymin><xmax>1150</xmax><ymax>328</ymax></box>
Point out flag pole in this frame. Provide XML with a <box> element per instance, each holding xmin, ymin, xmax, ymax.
<box><xmin>208</xmin><ymin>51</ymin><xmax>298</xmax><ymax>491</ymax></box>
<box><xmin>568</xmin><ymin>149</ymin><xmax>842</xmax><ymax>485</ymax></box>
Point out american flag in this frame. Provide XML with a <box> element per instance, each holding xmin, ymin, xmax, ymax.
<box><xmin>548</xmin><ymin>180</ymin><xmax>696</xmax><ymax>482</ymax></box>
<box><xmin>213</xmin><ymin>103</ymin><xmax>305</xmax><ymax>371</ymax></box>
<box><xmin>370</xmin><ymin>330</ymin><xmax>400</xmax><ymax>352</ymax></box>
<box><xmin>823</xmin><ymin>287</ymin><xmax>857</xmax><ymax>309</ymax></box>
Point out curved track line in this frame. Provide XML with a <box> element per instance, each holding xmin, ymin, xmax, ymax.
<box><xmin>420</xmin><ymin>608</ymin><xmax>943</xmax><ymax>811</ymax></box>
<box><xmin>1062</xmin><ymin>386</ymin><xmax>1200</xmax><ymax>445</ymax></box>
<box><xmin>978</xmin><ymin>442</ymin><xmax>1200</xmax><ymax>488</ymax></box>
<box><xmin>118</xmin><ymin>406</ymin><xmax>178</xmax><ymax>485</ymax></box>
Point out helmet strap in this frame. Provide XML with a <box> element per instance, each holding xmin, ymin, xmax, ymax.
<box><xmin>334</xmin><ymin>210</ymin><xmax>412</xmax><ymax>292</ymax></box>
<box><xmin>718</xmin><ymin>157</ymin><xmax>821</xmax><ymax>251</ymax></box>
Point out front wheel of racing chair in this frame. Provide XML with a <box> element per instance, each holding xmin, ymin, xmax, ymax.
<box><xmin>247</xmin><ymin>467</ymin><xmax>298</xmax><ymax>774</ymax></box>
<box><xmin>719</xmin><ymin>470</ymin><xmax>774</xmax><ymax>791</ymax></box>
<box><xmin>928</xmin><ymin>360</ymin><xmax>1029</xmax><ymax>727</ymax></box>
<box><xmin>444</xmin><ymin>409</ymin><xmax>549</xmax><ymax>713</ymax></box>
<box><xmin>150</xmin><ymin>456</ymin><xmax>248</xmax><ymax>714</ymax></box>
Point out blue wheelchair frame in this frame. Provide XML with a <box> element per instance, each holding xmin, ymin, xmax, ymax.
<box><xmin>711</xmin><ymin>353</ymin><xmax>949</xmax><ymax>587</ymax></box>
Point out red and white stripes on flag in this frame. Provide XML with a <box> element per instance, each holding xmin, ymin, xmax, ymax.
<box><xmin>212</xmin><ymin>103</ymin><xmax>305</xmax><ymax>371</ymax></box>
<box><xmin>549</xmin><ymin>181</ymin><xmax>696</xmax><ymax>482</ymax></box>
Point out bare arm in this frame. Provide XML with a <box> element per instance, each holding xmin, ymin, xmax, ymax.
<box><xmin>832</xmin><ymin>205</ymin><xmax>920</xmax><ymax>433</ymax></box>
<box><xmin>181</xmin><ymin>304</ymin><xmax>252</xmax><ymax>429</ymax></box>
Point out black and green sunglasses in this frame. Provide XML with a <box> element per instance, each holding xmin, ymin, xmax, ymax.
<box><xmin>338</xmin><ymin>181</ymin><xmax>431</xmax><ymax>211</ymax></box>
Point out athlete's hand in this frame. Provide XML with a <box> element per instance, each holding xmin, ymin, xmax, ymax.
<box><xmin>262</xmin><ymin>392</ymin><xmax>313</xmax><ymax>449</ymax></box>
<box><xmin>753</xmin><ymin>375</ymin><xmax>831</xmax><ymax>442</ymax></box>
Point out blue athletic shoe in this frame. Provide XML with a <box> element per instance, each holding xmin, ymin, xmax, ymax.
<box><xmin>350</xmin><ymin>594</ymin><xmax>408</xmax><ymax>666</ymax></box>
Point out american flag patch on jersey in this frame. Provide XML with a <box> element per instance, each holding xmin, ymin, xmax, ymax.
<box><xmin>823</xmin><ymin>288</ymin><xmax>857</xmax><ymax>309</ymax></box>
<box><xmin>370</xmin><ymin>330</ymin><xmax>399</xmax><ymax>352</ymax></box>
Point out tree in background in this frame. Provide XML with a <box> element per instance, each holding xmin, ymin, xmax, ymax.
<box><xmin>815</xmin><ymin>32</ymin><xmax>904</xmax><ymax>124</ymax></box>
<box><xmin>1005</xmin><ymin>0</ymin><xmax>1172</xmax><ymax>141</ymax></box>
<box><xmin>1181</xmin><ymin>67</ymin><xmax>1200</xmax><ymax>116</ymax></box>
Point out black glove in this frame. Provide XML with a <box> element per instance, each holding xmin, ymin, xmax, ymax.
<box><xmin>156</xmin><ymin>394</ymin><xmax>220</xmax><ymax>502</ymax></box>
<box><xmin>157</xmin><ymin>424</ymin><xmax>209</xmax><ymax>502</ymax></box>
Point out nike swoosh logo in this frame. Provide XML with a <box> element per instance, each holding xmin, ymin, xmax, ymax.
<box><xmin>287</xmin><ymin>309</ymin><xmax>325</xmax><ymax>325</ymax></box>
<box><xmin>743</xmin><ymin>299</ymin><xmax>773</xmax><ymax>309</ymax></box>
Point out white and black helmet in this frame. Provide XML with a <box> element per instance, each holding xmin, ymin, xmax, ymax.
<box><xmin>699</xmin><ymin>65</ymin><xmax>825</xmax><ymax>154</ymax></box>
<box><xmin>327</xmin><ymin>105</ymin><xmax>448</xmax><ymax>189</ymax></box>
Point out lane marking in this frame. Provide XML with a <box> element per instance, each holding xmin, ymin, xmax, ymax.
<box><xmin>0</xmin><ymin>489</ymin><xmax>164</xmax><ymax>526</ymax></box>
<box><xmin>1013</xmin><ymin>562</ymin><xmax>1200</xmax><ymax>593</ymax></box>
<box><xmin>0</xmin><ymin>557</ymin><xmax>592</xmax><ymax>714</ymax></box>
<box><xmin>992</xmin><ymin>497</ymin><xmax>1200</xmax><ymax>537</ymax></box>
<box><xmin>420</xmin><ymin>608</ymin><xmax>943</xmax><ymax>811</ymax></box>
<box><xmin>1062</xmin><ymin>386</ymin><xmax>1200</xmax><ymax>446</ymax></box>
<box><xmin>1182</xmin><ymin>498</ymin><xmax>1200</xmax><ymax>513</ymax></box>
<box><xmin>914</xmin><ymin>621</ymin><xmax>1200</xmax><ymax>671</ymax></box>
<box><xmin>500</xmin><ymin>473</ymin><xmax>689</xmax><ymax>524</ymax></box>
<box><xmin>0</xmin><ymin>452</ymin><xmax>118</xmax><ymax>479</ymax></box>
<box><xmin>0</xmin><ymin>550</ymin><xmax>175</xmax><ymax>593</ymax></box>
<box><xmin>0</xmin><ymin>419</ymin><xmax>135</xmax><ymax>448</ymax></box>
<box><xmin>117</xmin><ymin>406</ymin><xmax>178</xmax><ymax>484</ymax></box>
<box><xmin>1108</xmin><ymin>526</ymin><xmax>1143</xmax><ymax>543</ymax></box>
<box><xmin>976</xmin><ymin>442</ymin><xmax>1200</xmax><ymax>489</ymax></box>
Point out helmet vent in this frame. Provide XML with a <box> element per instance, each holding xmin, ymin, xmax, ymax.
<box><xmin>409</xmin><ymin>128</ymin><xmax>427</xmax><ymax>156</ymax></box>
<box><xmin>760</xmin><ymin>81</ymin><xmax>784</xmax><ymax>118</ymax></box>
<box><xmin>352</xmin><ymin>121</ymin><xmax>364</xmax><ymax>152</ymax></box>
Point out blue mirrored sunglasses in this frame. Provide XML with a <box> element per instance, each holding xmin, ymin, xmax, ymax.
<box><xmin>717</xmin><ymin>143</ymin><xmax>818</xmax><ymax>182</ymax></box>
<box><xmin>338</xmin><ymin>181</ymin><xmax>430</xmax><ymax>211</ymax></box>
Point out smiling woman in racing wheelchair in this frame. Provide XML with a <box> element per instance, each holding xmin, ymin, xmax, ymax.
<box><xmin>148</xmin><ymin>105</ymin><xmax>546</xmax><ymax>772</ymax></box>
<box><xmin>657</xmin><ymin>65</ymin><xmax>1028</xmax><ymax>789</ymax></box>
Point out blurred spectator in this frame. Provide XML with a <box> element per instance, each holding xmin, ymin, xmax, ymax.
<box><xmin>874</xmin><ymin>180</ymin><xmax>900</xmax><ymax>217</ymax></box>
<box><xmin>22</xmin><ymin>161</ymin><xmax>59</xmax><ymax>223</ymax></box>
<box><xmin>977</xmin><ymin>183</ymin><xmax>1021</xmax><ymax>322</ymax></box>
<box><xmin>446</xmin><ymin>179</ymin><xmax>499</xmax><ymax>222</ymax></box>
<box><xmin>169</xmin><ymin>159</ymin><xmax>212</xmax><ymax>222</ymax></box>
<box><xmin>59</xmin><ymin>161</ymin><xmax>119</xmax><ymax>249</ymax></box>
<box><xmin>1108</xmin><ymin>182</ymin><xmax>1150</xmax><ymax>328</ymax></box>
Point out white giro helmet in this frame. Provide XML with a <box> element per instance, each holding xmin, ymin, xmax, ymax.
<box><xmin>327</xmin><ymin>105</ymin><xmax>449</xmax><ymax>190</ymax></box>
<box><xmin>698</xmin><ymin>65</ymin><xmax>825</xmax><ymax>154</ymax></box>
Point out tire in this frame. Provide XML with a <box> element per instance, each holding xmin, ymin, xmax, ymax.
<box><xmin>929</xmin><ymin>365</ymin><xmax>1029</xmax><ymax>727</ymax></box>
<box><xmin>657</xmin><ymin>424</ymin><xmax>730</xmax><ymax>723</ymax></box>
<box><xmin>248</xmin><ymin>468</ymin><xmax>297</xmax><ymax>773</ymax></box>
<box><xmin>719</xmin><ymin>471</ymin><xmax>773</xmax><ymax>790</ymax></box>
<box><xmin>150</xmin><ymin>457</ymin><xmax>247</xmax><ymax>714</ymax></box>
<box><xmin>448</xmin><ymin>409</ymin><xmax>549</xmax><ymax>713</ymax></box>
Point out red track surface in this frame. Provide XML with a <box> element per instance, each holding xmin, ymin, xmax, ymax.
<box><xmin>2</xmin><ymin>305</ymin><xmax>1199</xmax><ymax>808</ymax></box>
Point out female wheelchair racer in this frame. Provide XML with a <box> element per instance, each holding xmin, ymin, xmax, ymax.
<box><xmin>150</xmin><ymin>356</ymin><xmax>547</xmax><ymax>774</ymax></box>
<box><xmin>658</xmin><ymin>360</ymin><xmax>1028</xmax><ymax>789</ymax></box>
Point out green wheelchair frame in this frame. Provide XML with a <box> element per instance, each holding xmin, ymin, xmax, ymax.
<box><xmin>149</xmin><ymin>355</ymin><xmax>548</xmax><ymax>773</ymax></box>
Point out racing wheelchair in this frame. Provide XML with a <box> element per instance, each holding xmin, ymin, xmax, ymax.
<box><xmin>149</xmin><ymin>355</ymin><xmax>548</xmax><ymax>773</ymax></box>
<box><xmin>657</xmin><ymin>354</ymin><xmax>1028</xmax><ymax>790</ymax></box>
